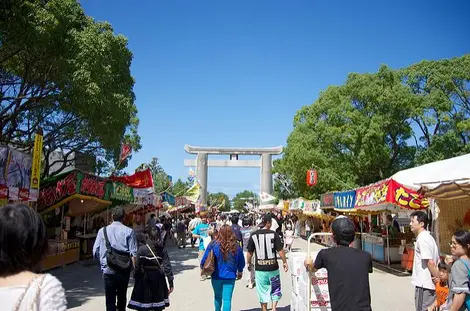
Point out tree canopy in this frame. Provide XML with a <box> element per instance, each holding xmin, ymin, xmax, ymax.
<box><xmin>274</xmin><ymin>54</ymin><xmax>470</xmax><ymax>199</ymax></box>
<box><xmin>231</xmin><ymin>190</ymin><xmax>258</xmax><ymax>211</ymax></box>
<box><xmin>0</xmin><ymin>0</ymin><xmax>140</xmax><ymax>177</ymax></box>
<box><xmin>208</xmin><ymin>192</ymin><xmax>230</xmax><ymax>211</ymax></box>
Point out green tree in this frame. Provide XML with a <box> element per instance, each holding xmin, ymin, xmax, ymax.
<box><xmin>208</xmin><ymin>192</ymin><xmax>230</xmax><ymax>211</ymax></box>
<box><xmin>401</xmin><ymin>54</ymin><xmax>470</xmax><ymax>164</ymax></box>
<box><xmin>231</xmin><ymin>190</ymin><xmax>258</xmax><ymax>211</ymax></box>
<box><xmin>0</xmin><ymin>0</ymin><xmax>140</xmax><ymax>177</ymax></box>
<box><xmin>136</xmin><ymin>158</ymin><xmax>171</xmax><ymax>194</ymax></box>
<box><xmin>171</xmin><ymin>178</ymin><xmax>191</xmax><ymax>197</ymax></box>
<box><xmin>275</xmin><ymin>55</ymin><xmax>470</xmax><ymax>198</ymax></box>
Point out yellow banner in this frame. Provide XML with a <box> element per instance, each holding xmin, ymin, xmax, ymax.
<box><xmin>30</xmin><ymin>133</ymin><xmax>43</xmax><ymax>189</ymax></box>
<box><xmin>185</xmin><ymin>182</ymin><xmax>200</xmax><ymax>203</ymax></box>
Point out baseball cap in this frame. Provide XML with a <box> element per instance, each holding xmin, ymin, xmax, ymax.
<box><xmin>331</xmin><ymin>216</ymin><xmax>355</xmax><ymax>246</ymax></box>
<box><xmin>259</xmin><ymin>214</ymin><xmax>272</xmax><ymax>228</ymax></box>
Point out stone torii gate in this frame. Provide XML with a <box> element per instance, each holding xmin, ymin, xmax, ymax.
<box><xmin>183</xmin><ymin>145</ymin><xmax>283</xmax><ymax>207</ymax></box>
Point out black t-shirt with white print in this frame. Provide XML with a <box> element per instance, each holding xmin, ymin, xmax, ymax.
<box><xmin>247</xmin><ymin>229</ymin><xmax>283</xmax><ymax>271</ymax></box>
<box><xmin>314</xmin><ymin>246</ymin><xmax>373</xmax><ymax>311</ymax></box>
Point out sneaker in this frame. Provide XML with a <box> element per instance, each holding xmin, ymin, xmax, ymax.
<box><xmin>200</xmin><ymin>275</ymin><xmax>206</xmax><ymax>281</ymax></box>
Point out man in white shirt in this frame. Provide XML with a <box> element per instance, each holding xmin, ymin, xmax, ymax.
<box><xmin>409</xmin><ymin>211</ymin><xmax>440</xmax><ymax>311</ymax></box>
<box><xmin>188</xmin><ymin>215</ymin><xmax>202</xmax><ymax>248</ymax></box>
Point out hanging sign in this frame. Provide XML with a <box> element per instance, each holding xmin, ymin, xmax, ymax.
<box><xmin>110</xmin><ymin>182</ymin><xmax>134</xmax><ymax>202</ymax></box>
<box><xmin>133</xmin><ymin>188</ymin><xmax>156</xmax><ymax>206</ymax></box>
<box><xmin>334</xmin><ymin>190</ymin><xmax>357</xmax><ymax>210</ymax></box>
<box><xmin>38</xmin><ymin>170</ymin><xmax>111</xmax><ymax>213</ymax></box>
<box><xmin>388</xmin><ymin>179</ymin><xmax>429</xmax><ymax>210</ymax></box>
<box><xmin>355</xmin><ymin>180</ymin><xmax>389</xmax><ymax>208</ymax></box>
<box><xmin>306</xmin><ymin>169</ymin><xmax>318</xmax><ymax>186</ymax></box>
<box><xmin>320</xmin><ymin>193</ymin><xmax>334</xmax><ymax>208</ymax></box>
<box><xmin>303</xmin><ymin>200</ymin><xmax>321</xmax><ymax>213</ymax></box>
<box><xmin>30</xmin><ymin>132</ymin><xmax>43</xmax><ymax>189</ymax></box>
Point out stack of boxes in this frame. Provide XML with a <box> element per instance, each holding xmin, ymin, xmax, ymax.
<box><xmin>288</xmin><ymin>252</ymin><xmax>331</xmax><ymax>311</ymax></box>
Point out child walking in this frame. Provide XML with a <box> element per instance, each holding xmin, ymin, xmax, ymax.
<box><xmin>428</xmin><ymin>261</ymin><xmax>449</xmax><ymax>311</ymax></box>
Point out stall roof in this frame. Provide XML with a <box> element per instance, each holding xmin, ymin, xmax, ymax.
<box><xmin>391</xmin><ymin>153</ymin><xmax>470</xmax><ymax>190</ymax></box>
<box><xmin>421</xmin><ymin>182</ymin><xmax>470</xmax><ymax>200</ymax></box>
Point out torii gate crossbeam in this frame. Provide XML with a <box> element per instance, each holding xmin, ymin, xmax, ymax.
<box><xmin>184</xmin><ymin>145</ymin><xmax>283</xmax><ymax>207</ymax></box>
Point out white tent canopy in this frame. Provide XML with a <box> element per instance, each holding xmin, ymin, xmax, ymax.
<box><xmin>391</xmin><ymin>153</ymin><xmax>470</xmax><ymax>190</ymax></box>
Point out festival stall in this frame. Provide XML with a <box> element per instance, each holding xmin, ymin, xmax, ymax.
<box><xmin>111</xmin><ymin>169</ymin><xmax>159</xmax><ymax>225</ymax></box>
<box><xmin>37</xmin><ymin>170</ymin><xmax>112</xmax><ymax>270</ymax></box>
<box><xmin>392</xmin><ymin>153</ymin><xmax>470</xmax><ymax>257</ymax></box>
<box><xmin>354</xmin><ymin>179</ymin><xmax>428</xmax><ymax>265</ymax></box>
<box><xmin>333</xmin><ymin>190</ymin><xmax>363</xmax><ymax>249</ymax></box>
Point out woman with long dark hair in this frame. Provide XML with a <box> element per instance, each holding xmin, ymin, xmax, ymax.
<box><xmin>128</xmin><ymin>227</ymin><xmax>174</xmax><ymax>311</ymax></box>
<box><xmin>201</xmin><ymin>224</ymin><xmax>245</xmax><ymax>311</ymax></box>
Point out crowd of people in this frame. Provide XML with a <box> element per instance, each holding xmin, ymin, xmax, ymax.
<box><xmin>0</xmin><ymin>203</ymin><xmax>469</xmax><ymax>311</ymax></box>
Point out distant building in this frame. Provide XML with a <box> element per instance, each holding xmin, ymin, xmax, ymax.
<box><xmin>48</xmin><ymin>150</ymin><xmax>96</xmax><ymax>175</ymax></box>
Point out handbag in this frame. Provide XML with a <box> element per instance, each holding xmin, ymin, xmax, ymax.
<box><xmin>201</xmin><ymin>242</ymin><xmax>215</xmax><ymax>277</ymax></box>
<box><xmin>103</xmin><ymin>226</ymin><xmax>131</xmax><ymax>272</ymax></box>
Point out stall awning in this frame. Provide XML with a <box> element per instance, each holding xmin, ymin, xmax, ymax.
<box><xmin>421</xmin><ymin>182</ymin><xmax>470</xmax><ymax>200</ymax></box>
<box><xmin>392</xmin><ymin>153</ymin><xmax>470</xmax><ymax>190</ymax></box>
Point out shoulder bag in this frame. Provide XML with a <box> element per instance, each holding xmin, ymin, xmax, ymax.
<box><xmin>146</xmin><ymin>244</ymin><xmax>170</xmax><ymax>289</ymax></box>
<box><xmin>201</xmin><ymin>242</ymin><xmax>215</xmax><ymax>277</ymax></box>
<box><xmin>103</xmin><ymin>226</ymin><xmax>131</xmax><ymax>272</ymax></box>
<box><xmin>13</xmin><ymin>274</ymin><xmax>46</xmax><ymax>311</ymax></box>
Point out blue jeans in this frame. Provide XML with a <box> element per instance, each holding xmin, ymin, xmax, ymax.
<box><xmin>211</xmin><ymin>278</ymin><xmax>236</xmax><ymax>311</ymax></box>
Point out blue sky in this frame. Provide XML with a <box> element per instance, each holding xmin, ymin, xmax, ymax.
<box><xmin>80</xmin><ymin>0</ymin><xmax>470</xmax><ymax>197</ymax></box>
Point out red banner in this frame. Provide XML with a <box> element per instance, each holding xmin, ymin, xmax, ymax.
<box><xmin>388</xmin><ymin>179</ymin><xmax>429</xmax><ymax>210</ymax></box>
<box><xmin>110</xmin><ymin>169</ymin><xmax>154</xmax><ymax>189</ymax></box>
<box><xmin>354</xmin><ymin>179</ymin><xmax>428</xmax><ymax>210</ymax></box>
<box><xmin>119</xmin><ymin>143</ymin><xmax>132</xmax><ymax>164</ymax></box>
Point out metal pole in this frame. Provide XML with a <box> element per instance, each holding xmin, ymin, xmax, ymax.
<box><xmin>385</xmin><ymin>212</ymin><xmax>391</xmax><ymax>266</ymax></box>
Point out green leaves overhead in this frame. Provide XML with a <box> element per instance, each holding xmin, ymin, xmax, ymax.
<box><xmin>232</xmin><ymin>190</ymin><xmax>258</xmax><ymax>211</ymax></box>
<box><xmin>274</xmin><ymin>55</ymin><xmax>470</xmax><ymax>199</ymax></box>
<box><xmin>0</xmin><ymin>0</ymin><xmax>140</xmax><ymax>177</ymax></box>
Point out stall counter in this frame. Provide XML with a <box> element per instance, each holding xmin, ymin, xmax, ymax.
<box><xmin>41</xmin><ymin>239</ymin><xmax>80</xmax><ymax>271</ymax></box>
<box><xmin>78</xmin><ymin>233</ymin><xmax>98</xmax><ymax>260</ymax></box>
<box><xmin>361</xmin><ymin>233</ymin><xmax>401</xmax><ymax>264</ymax></box>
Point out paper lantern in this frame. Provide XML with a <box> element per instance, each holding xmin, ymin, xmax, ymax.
<box><xmin>306</xmin><ymin>169</ymin><xmax>318</xmax><ymax>187</ymax></box>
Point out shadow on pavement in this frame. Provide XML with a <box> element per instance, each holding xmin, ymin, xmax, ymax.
<box><xmin>49</xmin><ymin>262</ymin><xmax>109</xmax><ymax>309</ymax></box>
<box><xmin>167</xmin><ymin>245</ymin><xmax>199</xmax><ymax>275</ymax></box>
<box><xmin>241</xmin><ymin>306</ymin><xmax>290</xmax><ymax>311</ymax></box>
<box><xmin>372</xmin><ymin>261</ymin><xmax>411</xmax><ymax>277</ymax></box>
<box><xmin>49</xmin><ymin>245</ymin><xmax>199</xmax><ymax>309</ymax></box>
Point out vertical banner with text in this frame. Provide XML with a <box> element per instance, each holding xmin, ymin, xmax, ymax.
<box><xmin>30</xmin><ymin>132</ymin><xmax>43</xmax><ymax>189</ymax></box>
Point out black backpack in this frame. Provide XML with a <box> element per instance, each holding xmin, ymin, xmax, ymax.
<box><xmin>103</xmin><ymin>226</ymin><xmax>131</xmax><ymax>272</ymax></box>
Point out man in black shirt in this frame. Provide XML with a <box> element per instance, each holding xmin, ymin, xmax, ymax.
<box><xmin>305</xmin><ymin>216</ymin><xmax>372</xmax><ymax>311</ymax></box>
<box><xmin>231</xmin><ymin>215</ymin><xmax>243</xmax><ymax>247</ymax></box>
<box><xmin>247</xmin><ymin>214</ymin><xmax>288</xmax><ymax>311</ymax></box>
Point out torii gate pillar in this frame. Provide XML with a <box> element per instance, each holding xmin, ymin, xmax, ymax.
<box><xmin>184</xmin><ymin>145</ymin><xmax>283</xmax><ymax>208</ymax></box>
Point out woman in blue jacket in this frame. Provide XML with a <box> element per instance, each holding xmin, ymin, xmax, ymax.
<box><xmin>201</xmin><ymin>224</ymin><xmax>246</xmax><ymax>311</ymax></box>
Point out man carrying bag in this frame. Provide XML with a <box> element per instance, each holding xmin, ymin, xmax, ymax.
<box><xmin>93</xmin><ymin>206</ymin><xmax>138</xmax><ymax>311</ymax></box>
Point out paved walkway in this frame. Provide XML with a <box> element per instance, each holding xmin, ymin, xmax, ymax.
<box><xmin>50</xmin><ymin>238</ymin><xmax>415</xmax><ymax>310</ymax></box>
